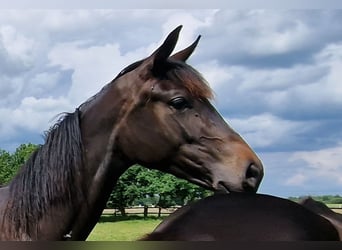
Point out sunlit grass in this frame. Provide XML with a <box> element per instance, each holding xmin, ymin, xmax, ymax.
<box><xmin>86</xmin><ymin>215</ymin><xmax>163</xmax><ymax>241</ymax></box>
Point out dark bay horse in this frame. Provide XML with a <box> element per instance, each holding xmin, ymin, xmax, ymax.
<box><xmin>0</xmin><ymin>26</ymin><xmax>263</xmax><ymax>240</ymax></box>
<box><xmin>141</xmin><ymin>193</ymin><xmax>340</xmax><ymax>241</ymax></box>
<box><xmin>299</xmin><ymin>197</ymin><xmax>342</xmax><ymax>239</ymax></box>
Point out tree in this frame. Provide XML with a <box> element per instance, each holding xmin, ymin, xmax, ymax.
<box><xmin>0</xmin><ymin>150</ymin><xmax>12</xmax><ymax>185</ymax></box>
<box><xmin>11</xmin><ymin>143</ymin><xmax>39</xmax><ymax>168</ymax></box>
<box><xmin>106</xmin><ymin>165</ymin><xmax>213</xmax><ymax>215</ymax></box>
<box><xmin>106</xmin><ymin>166</ymin><xmax>146</xmax><ymax>215</ymax></box>
<box><xmin>0</xmin><ymin>143</ymin><xmax>38</xmax><ymax>185</ymax></box>
<box><xmin>145</xmin><ymin>171</ymin><xmax>212</xmax><ymax>208</ymax></box>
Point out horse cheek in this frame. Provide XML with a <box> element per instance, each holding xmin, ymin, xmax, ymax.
<box><xmin>117</xmin><ymin>112</ymin><xmax>174</xmax><ymax>163</ymax></box>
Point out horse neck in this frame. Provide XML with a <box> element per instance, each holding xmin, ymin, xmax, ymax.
<box><xmin>68</xmin><ymin>80</ymin><xmax>138</xmax><ymax>240</ymax></box>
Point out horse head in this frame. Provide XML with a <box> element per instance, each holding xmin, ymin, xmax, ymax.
<box><xmin>86</xmin><ymin>25</ymin><xmax>263</xmax><ymax>193</ymax></box>
<box><xmin>0</xmin><ymin>25</ymin><xmax>265</xmax><ymax>241</ymax></box>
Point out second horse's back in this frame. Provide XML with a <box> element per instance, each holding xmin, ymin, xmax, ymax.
<box><xmin>142</xmin><ymin>193</ymin><xmax>340</xmax><ymax>241</ymax></box>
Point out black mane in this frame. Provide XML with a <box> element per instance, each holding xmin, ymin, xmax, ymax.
<box><xmin>3</xmin><ymin>109</ymin><xmax>85</xmax><ymax>238</ymax></box>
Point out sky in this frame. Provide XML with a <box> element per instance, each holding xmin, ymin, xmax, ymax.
<box><xmin>0</xmin><ymin>9</ymin><xmax>342</xmax><ymax>198</ymax></box>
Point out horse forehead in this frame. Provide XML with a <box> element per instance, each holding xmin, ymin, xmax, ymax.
<box><xmin>154</xmin><ymin>79</ymin><xmax>187</xmax><ymax>93</ymax></box>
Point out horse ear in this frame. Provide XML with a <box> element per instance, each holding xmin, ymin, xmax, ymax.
<box><xmin>150</xmin><ymin>25</ymin><xmax>182</xmax><ymax>68</ymax></box>
<box><xmin>170</xmin><ymin>35</ymin><xmax>201</xmax><ymax>62</ymax></box>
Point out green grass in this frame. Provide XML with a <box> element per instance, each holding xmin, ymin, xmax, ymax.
<box><xmin>86</xmin><ymin>215</ymin><xmax>163</xmax><ymax>241</ymax></box>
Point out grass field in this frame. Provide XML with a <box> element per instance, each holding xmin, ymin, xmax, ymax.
<box><xmin>86</xmin><ymin>215</ymin><xmax>163</xmax><ymax>241</ymax></box>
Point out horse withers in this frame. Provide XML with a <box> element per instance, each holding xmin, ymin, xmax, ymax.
<box><xmin>0</xmin><ymin>26</ymin><xmax>263</xmax><ymax>240</ymax></box>
<box><xmin>141</xmin><ymin>193</ymin><xmax>340</xmax><ymax>241</ymax></box>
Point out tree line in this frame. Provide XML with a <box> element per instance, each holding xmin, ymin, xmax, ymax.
<box><xmin>0</xmin><ymin>143</ymin><xmax>212</xmax><ymax>215</ymax></box>
<box><xmin>289</xmin><ymin>195</ymin><xmax>342</xmax><ymax>205</ymax></box>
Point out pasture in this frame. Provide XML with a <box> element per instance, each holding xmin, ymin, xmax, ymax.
<box><xmin>87</xmin><ymin>215</ymin><xmax>163</xmax><ymax>241</ymax></box>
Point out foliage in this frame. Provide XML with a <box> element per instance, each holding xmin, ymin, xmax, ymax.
<box><xmin>0</xmin><ymin>150</ymin><xmax>12</xmax><ymax>185</ymax></box>
<box><xmin>0</xmin><ymin>143</ymin><xmax>38</xmax><ymax>185</ymax></box>
<box><xmin>289</xmin><ymin>195</ymin><xmax>342</xmax><ymax>204</ymax></box>
<box><xmin>106</xmin><ymin>165</ymin><xmax>213</xmax><ymax>213</ymax></box>
<box><xmin>106</xmin><ymin>166</ymin><xmax>145</xmax><ymax>215</ymax></box>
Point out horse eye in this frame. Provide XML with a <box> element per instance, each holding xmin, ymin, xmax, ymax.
<box><xmin>168</xmin><ymin>97</ymin><xmax>191</xmax><ymax>110</ymax></box>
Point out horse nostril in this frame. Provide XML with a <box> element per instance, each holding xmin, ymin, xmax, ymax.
<box><xmin>243</xmin><ymin>163</ymin><xmax>263</xmax><ymax>192</ymax></box>
<box><xmin>246</xmin><ymin>163</ymin><xmax>260</xmax><ymax>179</ymax></box>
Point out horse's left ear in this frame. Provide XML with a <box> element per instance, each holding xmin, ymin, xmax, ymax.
<box><xmin>152</xmin><ymin>25</ymin><xmax>182</xmax><ymax>64</ymax></box>
<box><xmin>170</xmin><ymin>35</ymin><xmax>201</xmax><ymax>62</ymax></box>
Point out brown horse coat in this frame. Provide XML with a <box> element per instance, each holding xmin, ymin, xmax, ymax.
<box><xmin>300</xmin><ymin>197</ymin><xmax>342</xmax><ymax>239</ymax></box>
<box><xmin>142</xmin><ymin>193</ymin><xmax>340</xmax><ymax>241</ymax></box>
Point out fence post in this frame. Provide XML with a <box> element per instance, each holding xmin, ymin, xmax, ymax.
<box><xmin>158</xmin><ymin>207</ymin><xmax>162</xmax><ymax>218</ymax></box>
<box><xmin>144</xmin><ymin>205</ymin><xmax>148</xmax><ymax>218</ymax></box>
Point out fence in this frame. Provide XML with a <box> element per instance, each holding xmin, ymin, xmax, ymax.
<box><xmin>103</xmin><ymin>206</ymin><xmax>180</xmax><ymax>218</ymax></box>
<box><xmin>327</xmin><ymin>204</ymin><xmax>342</xmax><ymax>214</ymax></box>
<box><xmin>103</xmin><ymin>204</ymin><xmax>342</xmax><ymax>217</ymax></box>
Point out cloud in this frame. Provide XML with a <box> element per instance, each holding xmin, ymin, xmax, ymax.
<box><xmin>196</xmin><ymin>10</ymin><xmax>342</xmax><ymax>67</ymax></box>
<box><xmin>226</xmin><ymin>113</ymin><xmax>315</xmax><ymax>150</ymax></box>
<box><xmin>0</xmin><ymin>25</ymin><xmax>35</xmax><ymax>76</ymax></box>
<box><xmin>48</xmin><ymin>40</ymin><xmax>152</xmax><ymax>106</ymax></box>
<box><xmin>259</xmin><ymin>149</ymin><xmax>342</xmax><ymax>197</ymax></box>
<box><xmin>290</xmin><ymin>144</ymin><xmax>342</xmax><ymax>184</ymax></box>
<box><xmin>284</xmin><ymin>173</ymin><xmax>307</xmax><ymax>186</ymax></box>
<box><xmin>0</xmin><ymin>96</ymin><xmax>72</xmax><ymax>138</ymax></box>
<box><xmin>199</xmin><ymin>40</ymin><xmax>342</xmax><ymax>124</ymax></box>
<box><xmin>3</xmin><ymin>0</ymin><xmax>342</xmax><ymax>9</ymax></box>
<box><xmin>258</xmin><ymin>145</ymin><xmax>342</xmax><ymax>196</ymax></box>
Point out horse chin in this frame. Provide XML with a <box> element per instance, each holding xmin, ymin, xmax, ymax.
<box><xmin>215</xmin><ymin>183</ymin><xmax>231</xmax><ymax>194</ymax></box>
<box><xmin>189</xmin><ymin>177</ymin><xmax>231</xmax><ymax>194</ymax></box>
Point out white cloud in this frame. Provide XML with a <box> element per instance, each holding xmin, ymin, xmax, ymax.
<box><xmin>48</xmin><ymin>41</ymin><xmax>148</xmax><ymax>106</ymax></box>
<box><xmin>197</xmin><ymin>60</ymin><xmax>234</xmax><ymax>90</ymax></box>
<box><xmin>245</xmin><ymin>14</ymin><xmax>312</xmax><ymax>56</ymax></box>
<box><xmin>259</xmin><ymin>150</ymin><xmax>342</xmax><ymax>197</ymax></box>
<box><xmin>0</xmin><ymin>25</ymin><xmax>35</xmax><ymax>58</ymax></box>
<box><xmin>0</xmin><ymin>96</ymin><xmax>72</xmax><ymax>137</ymax></box>
<box><xmin>226</xmin><ymin>113</ymin><xmax>315</xmax><ymax>149</ymax></box>
<box><xmin>290</xmin><ymin>144</ymin><xmax>342</xmax><ymax>184</ymax></box>
<box><xmin>27</xmin><ymin>72</ymin><xmax>60</xmax><ymax>96</ymax></box>
<box><xmin>161</xmin><ymin>11</ymin><xmax>215</xmax><ymax>52</ymax></box>
<box><xmin>284</xmin><ymin>173</ymin><xmax>307</xmax><ymax>186</ymax></box>
<box><xmin>258</xmin><ymin>144</ymin><xmax>342</xmax><ymax>195</ymax></box>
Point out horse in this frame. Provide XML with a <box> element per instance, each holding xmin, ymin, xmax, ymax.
<box><xmin>0</xmin><ymin>26</ymin><xmax>263</xmax><ymax>240</ymax></box>
<box><xmin>141</xmin><ymin>193</ymin><xmax>340</xmax><ymax>241</ymax></box>
<box><xmin>299</xmin><ymin>197</ymin><xmax>342</xmax><ymax>239</ymax></box>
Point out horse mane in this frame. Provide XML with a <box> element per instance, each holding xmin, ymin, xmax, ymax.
<box><xmin>2</xmin><ymin>109</ymin><xmax>85</xmax><ymax>239</ymax></box>
<box><xmin>165</xmin><ymin>61</ymin><xmax>214</xmax><ymax>100</ymax></box>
